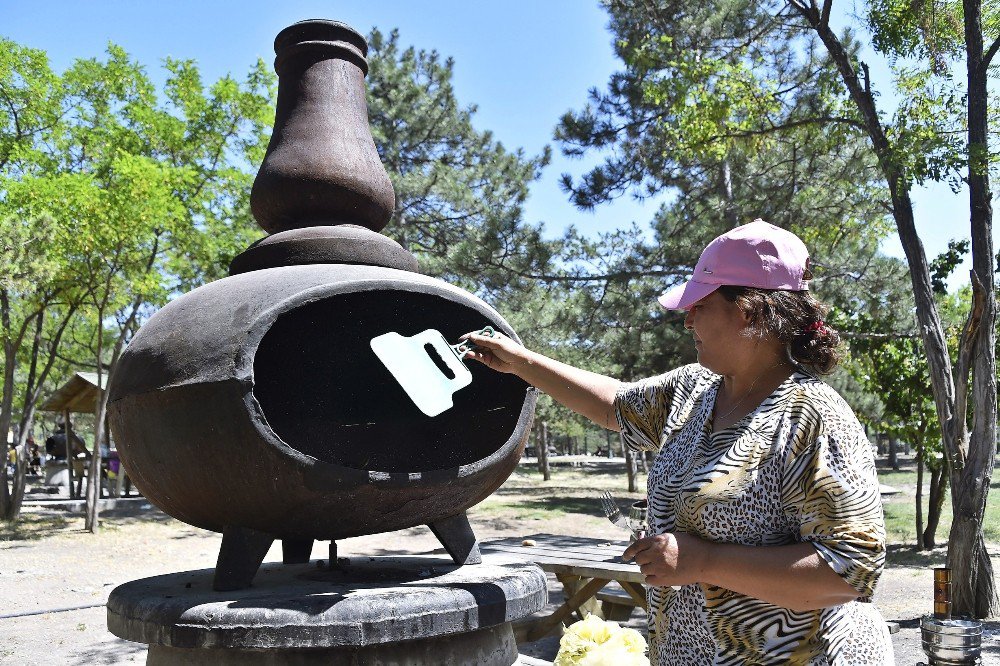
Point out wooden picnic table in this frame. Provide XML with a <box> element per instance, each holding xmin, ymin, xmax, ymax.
<box><xmin>481</xmin><ymin>534</ymin><xmax>647</xmax><ymax>642</ymax></box>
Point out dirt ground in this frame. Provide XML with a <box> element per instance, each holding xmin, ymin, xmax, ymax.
<box><xmin>2</xmin><ymin>465</ymin><xmax>1000</xmax><ymax>665</ymax></box>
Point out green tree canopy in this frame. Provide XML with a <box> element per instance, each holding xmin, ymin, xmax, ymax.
<box><xmin>366</xmin><ymin>28</ymin><xmax>555</xmax><ymax>301</ymax></box>
<box><xmin>0</xmin><ymin>38</ymin><xmax>275</xmax><ymax>521</ymax></box>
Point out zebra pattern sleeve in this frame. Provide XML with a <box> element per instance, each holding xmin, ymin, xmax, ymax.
<box><xmin>782</xmin><ymin>427</ymin><xmax>886</xmax><ymax>598</ymax></box>
<box><xmin>614</xmin><ymin>364</ymin><xmax>707</xmax><ymax>454</ymax></box>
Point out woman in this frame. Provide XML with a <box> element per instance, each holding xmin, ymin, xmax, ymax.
<box><xmin>464</xmin><ymin>220</ymin><xmax>892</xmax><ymax>664</ymax></box>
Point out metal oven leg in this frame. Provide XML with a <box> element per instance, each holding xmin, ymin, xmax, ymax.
<box><xmin>213</xmin><ymin>525</ymin><xmax>275</xmax><ymax>591</ymax></box>
<box><xmin>428</xmin><ymin>512</ymin><xmax>482</xmax><ymax>565</ymax></box>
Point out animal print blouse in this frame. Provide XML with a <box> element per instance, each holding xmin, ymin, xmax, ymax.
<box><xmin>615</xmin><ymin>364</ymin><xmax>893</xmax><ymax>665</ymax></box>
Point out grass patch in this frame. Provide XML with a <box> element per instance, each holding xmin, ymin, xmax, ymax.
<box><xmin>506</xmin><ymin>463</ymin><xmax>650</xmax><ymax>492</ymax></box>
<box><xmin>878</xmin><ymin>464</ymin><xmax>1000</xmax><ymax>544</ymax></box>
<box><xmin>0</xmin><ymin>511</ymin><xmax>72</xmax><ymax>541</ymax></box>
<box><xmin>474</xmin><ymin>499</ymin><xmax>567</xmax><ymax>521</ymax></box>
<box><xmin>6</xmin><ymin>457</ymin><xmax>994</xmax><ymax>554</ymax></box>
<box><xmin>475</xmin><ymin>495</ymin><xmax>615</xmax><ymax>521</ymax></box>
<box><xmin>495</xmin><ymin>459</ymin><xmax>1000</xmax><ymax>550</ymax></box>
<box><xmin>469</xmin><ymin>461</ymin><xmax>648</xmax><ymax>524</ymax></box>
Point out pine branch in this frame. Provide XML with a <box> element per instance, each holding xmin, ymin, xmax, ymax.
<box><xmin>706</xmin><ymin>115</ymin><xmax>867</xmax><ymax>142</ymax></box>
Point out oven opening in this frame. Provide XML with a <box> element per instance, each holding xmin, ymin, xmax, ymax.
<box><xmin>252</xmin><ymin>290</ymin><xmax>527</xmax><ymax>471</ymax></box>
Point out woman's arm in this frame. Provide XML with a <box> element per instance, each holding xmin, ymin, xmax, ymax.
<box><xmin>622</xmin><ymin>532</ymin><xmax>862</xmax><ymax>612</ymax></box>
<box><xmin>463</xmin><ymin>330</ymin><xmax>622</xmax><ymax>431</ymax></box>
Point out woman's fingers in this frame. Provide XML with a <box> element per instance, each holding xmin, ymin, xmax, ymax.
<box><xmin>468</xmin><ymin>330</ymin><xmax>506</xmax><ymax>347</ymax></box>
<box><xmin>460</xmin><ymin>330</ymin><xmax>526</xmax><ymax>371</ymax></box>
<box><xmin>622</xmin><ymin>536</ymin><xmax>655</xmax><ymax>562</ymax></box>
<box><xmin>624</xmin><ymin>533</ymin><xmax>712</xmax><ymax>588</ymax></box>
<box><xmin>460</xmin><ymin>336</ymin><xmax>516</xmax><ymax>373</ymax></box>
<box><xmin>458</xmin><ymin>330</ymin><xmax>506</xmax><ymax>354</ymax></box>
<box><xmin>468</xmin><ymin>350</ymin><xmax>503</xmax><ymax>370</ymax></box>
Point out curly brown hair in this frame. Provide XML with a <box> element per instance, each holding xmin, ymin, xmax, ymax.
<box><xmin>717</xmin><ymin>286</ymin><xmax>843</xmax><ymax>375</ymax></box>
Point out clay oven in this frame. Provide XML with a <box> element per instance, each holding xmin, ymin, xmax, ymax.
<box><xmin>107</xmin><ymin>19</ymin><xmax>536</xmax><ymax>591</ymax></box>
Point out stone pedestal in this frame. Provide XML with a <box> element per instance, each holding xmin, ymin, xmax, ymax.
<box><xmin>107</xmin><ymin>554</ymin><xmax>547</xmax><ymax>665</ymax></box>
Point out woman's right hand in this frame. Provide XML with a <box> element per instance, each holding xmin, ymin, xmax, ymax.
<box><xmin>461</xmin><ymin>328</ymin><xmax>623</xmax><ymax>431</ymax></box>
<box><xmin>460</xmin><ymin>330</ymin><xmax>531</xmax><ymax>375</ymax></box>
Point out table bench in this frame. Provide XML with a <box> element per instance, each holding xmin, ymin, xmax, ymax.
<box><xmin>482</xmin><ymin>534</ymin><xmax>647</xmax><ymax>642</ymax></box>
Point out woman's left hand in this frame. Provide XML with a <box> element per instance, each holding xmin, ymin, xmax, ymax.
<box><xmin>622</xmin><ymin>532</ymin><xmax>712</xmax><ymax>587</ymax></box>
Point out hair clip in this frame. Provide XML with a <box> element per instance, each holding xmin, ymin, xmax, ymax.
<box><xmin>806</xmin><ymin>320</ymin><xmax>825</xmax><ymax>333</ymax></box>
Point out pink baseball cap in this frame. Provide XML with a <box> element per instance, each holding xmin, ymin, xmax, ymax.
<box><xmin>657</xmin><ymin>219</ymin><xmax>810</xmax><ymax>310</ymax></box>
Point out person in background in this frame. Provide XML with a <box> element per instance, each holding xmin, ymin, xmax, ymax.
<box><xmin>27</xmin><ymin>436</ymin><xmax>41</xmax><ymax>474</ymax></box>
<box><xmin>45</xmin><ymin>420</ymin><xmax>90</xmax><ymax>461</ymax></box>
<box><xmin>463</xmin><ymin>220</ymin><xmax>892</xmax><ymax>664</ymax></box>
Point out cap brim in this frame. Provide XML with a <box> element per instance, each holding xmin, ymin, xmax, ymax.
<box><xmin>657</xmin><ymin>280</ymin><xmax>721</xmax><ymax>310</ymax></box>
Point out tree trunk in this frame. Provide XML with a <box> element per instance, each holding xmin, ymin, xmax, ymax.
<box><xmin>916</xmin><ymin>441</ymin><xmax>925</xmax><ymax>550</ymax></box>
<box><xmin>795</xmin><ymin>0</ymin><xmax>960</xmax><ymax>476</ymax></box>
<box><xmin>539</xmin><ymin>422</ymin><xmax>550</xmax><ymax>481</ymax></box>
<box><xmin>617</xmin><ymin>428</ymin><xmax>638</xmax><ymax>492</ymax></box>
<box><xmin>624</xmin><ymin>444</ymin><xmax>637</xmax><ymax>493</ymax></box>
<box><xmin>924</xmin><ymin>465</ymin><xmax>948</xmax><ymax>549</ymax></box>
<box><xmin>0</xmin><ymin>298</ymin><xmax>76</xmax><ymax>519</ymax></box>
<box><xmin>797</xmin><ymin>2</ymin><xmax>991</xmax><ymax>614</ymax></box>
<box><xmin>4</xmin><ymin>309</ymin><xmax>47</xmax><ymax>521</ymax></box>
<box><xmin>534</xmin><ymin>424</ymin><xmax>543</xmax><ymax>470</ymax></box>
<box><xmin>947</xmin><ymin>0</ymin><xmax>999</xmax><ymax>617</ymax></box>
<box><xmin>0</xmin><ymin>449</ymin><xmax>10</xmax><ymax>517</ymax></box>
<box><xmin>888</xmin><ymin>437</ymin><xmax>898</xmax><ymax>470</ymax></box>
<box><xmin>85</xmin><ymin>308</ymin><xmax>105</xmax><ymax>532</ymax></box>
<box><xmin>64</xmin><ymin>409</ymin><xmax>75</xmax><ymax>500</ymax></box>
<box><xmin>0</xmin><ymin>289</ymin><xmax>16</xmax><ymax>519</ymax></box>
<box><xmin>85</xmin><ymin>389</ymin><xmax>108</xmax><ymax>533</ymax></box>
<box><xmin>9</xmin><ymin>426</ymin><xmax>30</xmax><ymax>521</ymax></box>
<box><xmin>85</xmin><ymin>437</ymin><xmax>101</xmax><ymax>531</ymax></box>
<box><xmin>87</xmin><ymin>355</ymin><xmax>126</xmax><ymax>533</ymax></box>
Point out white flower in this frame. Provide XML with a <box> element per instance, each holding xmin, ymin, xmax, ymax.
<box><xmin>554</xmin><ymin>614</ymin><xmax>649</xmax><ymax>666</ymax></box>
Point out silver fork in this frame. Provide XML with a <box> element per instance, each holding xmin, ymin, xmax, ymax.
<box><xmin>600</xmin><ymin>490</ymin><xmax>630</xmax><ymax>532</ymax></box>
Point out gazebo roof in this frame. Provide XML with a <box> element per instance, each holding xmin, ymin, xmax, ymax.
<box><xmin>39</xmin><ymin>372</ymin><xmax>107</xmax><ymax>413</ymax></box>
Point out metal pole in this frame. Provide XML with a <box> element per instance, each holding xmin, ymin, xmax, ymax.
<box><xmin>63</xmin><ymin>408</ymin><xmax>74</xmax><ymax>499</ymax></box>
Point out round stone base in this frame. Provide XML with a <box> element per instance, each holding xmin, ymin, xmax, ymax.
<box><xmin>108</xmin><ymin>554</ymin><xmax>546</xmax><ymax>666</ymax></box>
<box><xmin>146</xmin><ymin>623</ymin><xmax>516</xmax><ymax>665</ymax></box>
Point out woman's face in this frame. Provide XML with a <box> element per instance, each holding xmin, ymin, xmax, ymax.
<box><xmin>683</xmin><ymin>291</ymin><xmax>753</xmax><ymax>375</ymax></box>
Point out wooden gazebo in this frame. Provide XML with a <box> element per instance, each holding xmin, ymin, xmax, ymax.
<box><xmin>39</xmin><ymin>372</ymin><xmax>106</xmax><ymax>415</ymax></box>
<box><xmin>39</xmin><ymin>372</ymin><xmax>108</xmax><ymax>498</ymax></box>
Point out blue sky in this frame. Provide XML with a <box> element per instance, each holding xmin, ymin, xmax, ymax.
<box><xmin>1</xmin><ymin>0</ymin><xmax>984</xmax><ymax>289</ymax></box>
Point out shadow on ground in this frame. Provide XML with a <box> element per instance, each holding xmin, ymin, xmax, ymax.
<box><xmin>2</xmin><ymin>502</ymin><xmax>187</xmax><ymax>543</ymax></box>
<box><xmin>0</xmin><ymin>512</ymin><xmax>73</xmax><ymax>541</ymax></box>
<box><xmin>480</xmin><ymin>495</ymin><xmax>609</xmax><ymax>520</ymax></box>
<box><xmin>71</xmin><ymin>640</ymin><xmax>146</xmax><ymax>666</ymax></box>
<box><xmin>99</xmin><ymin>506</ymin><xmax>175</xmax><ymax>525</ymax></box>
<box><xmin>885</xmin><ymin>543</ymin><xmax>948</xmax><ymax>568</ymax></box>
